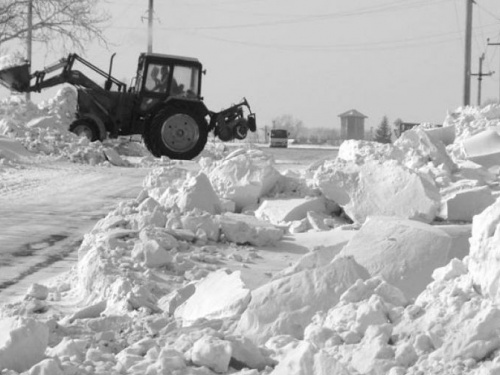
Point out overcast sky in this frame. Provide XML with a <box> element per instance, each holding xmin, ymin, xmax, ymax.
<box><xmin>7</xmin><ymin>0</ymin><xmax>500</xmax><ymax>133</ymax></box>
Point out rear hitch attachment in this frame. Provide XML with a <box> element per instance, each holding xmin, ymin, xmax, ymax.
<box><xmin>212</xmin><ymin>98</ymin><xmax>257</xmax><ymax>142</ymax></box>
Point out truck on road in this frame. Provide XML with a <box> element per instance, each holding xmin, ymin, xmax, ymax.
<box><xmin>269</xmin><ymin>129</ymin><xmax>289</xmax><ymax>148</ymax></box>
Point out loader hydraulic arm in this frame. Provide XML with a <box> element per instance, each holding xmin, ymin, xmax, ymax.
<box><xmin>0</xmin><ymin>53</ymin><xmax>126</xmax><ymax>93</ymax></box>
<box><xmin>30</xmin><ymin>54</ymin><xmax>126</xmax><ymax>93</ymax></box>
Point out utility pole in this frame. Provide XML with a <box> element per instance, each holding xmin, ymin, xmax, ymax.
<box><xmin>487</xmin><ymin>38</ymin><xmax>500</xmax><ymax>102</ymax></box>
<box><xmin>463</xmin><ymin>0</ymin><xmax>474</xmax><ymax>106</ymax></box>
<box><xmin>26</xmin><ymin>0</ymin><xmax>33</xmax><ymax>101</ymax></box>
<box><xmin>471</xmin><ymin>53</ymin><xmax>494</xmax><ymax>106</ymax></box>
<box><xmin>147</xmin><ymin>0</ymin><xmax>154</xmax><ymax>53</ymax></box>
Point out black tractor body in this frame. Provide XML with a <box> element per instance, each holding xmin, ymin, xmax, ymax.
<box><xmin>0</xmin><ymin>52</ymin><xmax>256</xmax><ymax>160</ymax></box>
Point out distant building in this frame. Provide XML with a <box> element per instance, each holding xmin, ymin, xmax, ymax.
<box><xmin>339</xmin><ymin>109</ymin><xmax>367</xmax><ymax>140</ymax></box>
<box><xmin>397</xmin><ymin>122</ymin><xmax>420</xmax><ymax>136</ymax></box>
<box><xmin>395</xmin><ymin>121</ymin><xmax>443</xmax><ymax>137</ymax></box>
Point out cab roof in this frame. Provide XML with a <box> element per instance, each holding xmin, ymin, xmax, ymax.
<box><xmin>140</xmin><ymin>52</ymin><xmax>201</xmax><ymax>65</ymax></box>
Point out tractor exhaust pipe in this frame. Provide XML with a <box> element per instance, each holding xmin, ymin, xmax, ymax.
<box><xmin>104</xmin><ymin>53</ymin><xmax>116</xmax><ymax>91</ymax></box>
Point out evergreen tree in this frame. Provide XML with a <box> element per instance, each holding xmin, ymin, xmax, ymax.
<box><xmin>373</xmin><ymin>116</ymin><xmax>392</xmax><ymax>144</ymax></box>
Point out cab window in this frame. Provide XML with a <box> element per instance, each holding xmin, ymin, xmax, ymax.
<box><xmin>170</xmin><ymin>65</ymin><xmax>199</xmax><ymax>97</ymax></box>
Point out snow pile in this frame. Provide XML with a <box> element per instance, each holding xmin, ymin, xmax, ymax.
<box><xmin>0</xmin><ymin>89</ymin><xmax>153</xmax><ymax>167</ymax></box>
<box><xmin>0</xmin><ymin>95</ymin><xmax>42</xmax><ymax>137</ymax></box>
<box><xmin>38</xmin><ymin>86</ymin><xmax>78</xmax><ymax>127</ymax></box>
<box><xmin>4</xmin><ymin>104</ymin><xmax>500</xmax><ymax>375</ymax></box>
<box><xmin>338</xmin><ymin>216</ymin><xmax>455</xmax><ymax>299</ymax></box>
<box><xmin>236</xmin><ymin>256</ymin><xmax>370</xmax><ymax>344</ymax></box>
<box><xmin>315</xmin><ymin>158</ymin><xmax>442</xmax><ymax>224</ymax></box>
<box><xmin>0</xmin><ymin>53</ymin><xmax>28</xmax><ymax>71</ymax></box>
<box><xmin>202</xmin><ymin>148</ymin><xmax>282</xmax><ymax>211</ymax></box>
<box><xmin>444</xmin><ymin>104</ymin><xmax>500</xmax><ymax>143</ymax></box>
<box><xmin>310</xmin><ymin>109</ymin><xmax>500</xmax><ymax>224</ymax></box>
<box><xmin>0</xmin><ymin>317</ymin><xmax>49</xmax><ymax>373</ymax></box>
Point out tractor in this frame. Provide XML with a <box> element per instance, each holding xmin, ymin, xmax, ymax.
<box><xmin>0</xmin><ymin>52</ymin><xmax>256</xmax><ymax>160</ymax></box>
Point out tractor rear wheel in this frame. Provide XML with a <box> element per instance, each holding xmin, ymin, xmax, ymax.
<box><xmin>69</xmin><ymin>118</ymin><xmax>100</xmax><ymax>142</ymax></box>
<box><xmin>145</xmin><ymin>107</ymin><xmax>208</xmax><ymax>160</ymax></box>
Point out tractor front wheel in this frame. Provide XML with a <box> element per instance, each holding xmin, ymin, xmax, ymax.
<box><xmin>145</xmin><ymin>107</ymin><xmax>208</xmax><ymax>160</ymax></box>
<box><xmin>69</xmin><ymin>118</ymin><xmax>100</xmax><ymax>142</ymax></box>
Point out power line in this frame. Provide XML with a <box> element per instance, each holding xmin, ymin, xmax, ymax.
<box><xmin>157</xmin><ymin>0</ymin><xmax>455</xmax><ymax>31</ymax></box>
<box><xmin>108</xmin><ymin>20</ymin><xmax>499</xmax><ymax>52</ymax></box>
<box><xmin>475</xmin><ymin>2</ymin><xmax>500</xmax><ymax>22</ymax></box>
<box><xmin>179</xmin><ymin>0</ymin><xmax>449</xmax><ymax>19</ymax></box>
<box><xmin>181</xmin><ymin>29</ymin><xmax>465</xmax><ymax>52</ymax></box>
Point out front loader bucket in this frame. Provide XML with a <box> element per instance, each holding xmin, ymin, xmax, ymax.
<box><xmin>0</xmin><ymin>63</ymin><xmax>30</xmax><ymax>92</ymax></box>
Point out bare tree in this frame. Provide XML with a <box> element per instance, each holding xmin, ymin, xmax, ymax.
<box><xmin>0</xmin><ymin>0</ymin><xmax>110</xmax><ymax>52</ymax></box>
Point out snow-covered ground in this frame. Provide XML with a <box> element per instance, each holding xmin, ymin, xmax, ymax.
<box><xmin>3</xmin><ymin>87</ymin><xmax>500</xmax><ymax>374</ymax></box>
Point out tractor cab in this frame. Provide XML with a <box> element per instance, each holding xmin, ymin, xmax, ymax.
<box><xmin>134</xmin><ymin>53</ymin><xmax>203</xmax><ymax>113</ymax></box>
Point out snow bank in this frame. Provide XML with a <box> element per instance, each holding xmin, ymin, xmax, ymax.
<box><xmin>4</xmin><ymin>103</ymin><xmax>500</xmax><ymax>375</ymax></box>
<box><xmin>0</xmin><ymin>89</ymin><xmax>152</xmax><ymax>168</ymax></box>
<box><xmin>468</xmin><ymin>197</ymin><xmax>500</xmax><ymax>301</ymax></box>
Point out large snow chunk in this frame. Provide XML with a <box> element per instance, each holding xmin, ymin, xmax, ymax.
<box><xmin>218</xmin><ymin>213</ymin><xmax>283</xmax><ymax>246</ymax></box>
<box><xmin>0</xmin><ymin>136</ymin><xmax>34</xmax><ymax>161</ymax></box>
<box><xmin>350</xmin><ymin>324</ymin><xmax>397</xmax><ymax>374</ymax></box>
<box><xmin>0</xmin><ymin>317</ymin><xmax>49</xmax><ymax>373</ymax></box>
<box><xmin>158</xmin><ymin>283</ymin><xmax>196</xmax><ymax>315</ymax></box>
<box><xmin>274</xmin><ymin>227</ymin><xmax>355</xmax><ymax>279</ymax></box>
<box><xmin>25</xmin><ymin>116</ymin><xmax>58</xmax><ymax>130</ymax></box>
<box><xmin>468</xmin><ymin>198</ymin><xmax>500</xmax><ymax>301</ymax></box>
<box><xmin>423</xmin><ymin>125</ymin><xmax>456</xmax><ymax>146</ymax></box>
<box><xmin>177</xmin><ymin>172</ymin><xmax>222</xmax><ymax>214</ymax></box>
<box><xmin>206</xmin><ymin>148</ymin><xmax>281</xmax><ymax>211</ymax></box>
<box><xmin>236</xmin><ymin>257</ymin><xmax>369</xmax><ymax>344</ymax></box>
<box><xmin>227</xmin><ymin>336</ymin><xmax>276</xmax><ymax>370</ymax></box>
<box><xmin>190</xmin><ymin>335</ymin><xmax>232</xmax><ymax>373</ymax></box>
<box><xmin>462</xmin><ymin>126</ymin><xmax>500</xmax><ymax>168</ymax></box>
<box><xmin>436</xmin><ymin>306</ymin><xmax>500</xmax><ymax>361</ymax></box>
<box><xmin>395</xmin><ymin>127</ymin><xmax>457</xmax><ymax>172</ymax></box>
<box><xmin>175</xmin><ymin>269</ymin><xmax>251</xmax><ymax>326</ymax></box>
<box><xmin>315</xmin><ymin>159</ymin><xmax>440</xmax><ymax>224</ymax></box>
<box><xmin>181</xmin><ymin>212</ymin><xmax>220</xmax><ymax>242</ymax></box>
<box><xmin>337</xmin><ymin>139</ymin><xmax>404</xmax><ymax>164</ymax></box>
<box><xmin>339</xmin><ymin>216</ymin><xmax>453</xmax><ymax>299</ymax></box>
<box><xmin>439</xmin><ymin>184</ymin><xmax>495</xmax><ymax>221</ymax></box>
<box><xmin>46</xmin><ymin>337</ymin><xmax>87</xmax><ymax>361</ymax></box>
<box><xmin>255</xmin><ymin>197</ymin><xmax>328</xmax><ymax>225</ymax></box>
<box><xmin>142</xmin><ymin>240</ymin><xmax>173</xmax><ymax>268</ymax></box>
<box><xmin>103</xmin><ymin>147</ymin><xmax>127</xmax><ymax>166</ymax></box>
<box><xmin>28</xmin><ymin>358</ymin><xmax>63</xmax><ymax>375</ymax></box>
<box><xmin>270</xmin><ymin>341</ymin><xmax>351</xmax><ymax>375</ymax></box>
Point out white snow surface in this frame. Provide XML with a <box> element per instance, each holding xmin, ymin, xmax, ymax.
<box><xmin>0</xmin><ymin>54</ymin><xmax>28</xmax><ymax>71</ymax></box>
<box><xmin>2</xmin><ymin>90</ymin><xmax>500</xmax><ymax>374</ymax></box>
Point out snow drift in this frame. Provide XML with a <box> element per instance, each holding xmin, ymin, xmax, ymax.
<box><xmin>2</xmin><ymin>95</ymin><xmax>500</xmax><ymax>374</ymax></box>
